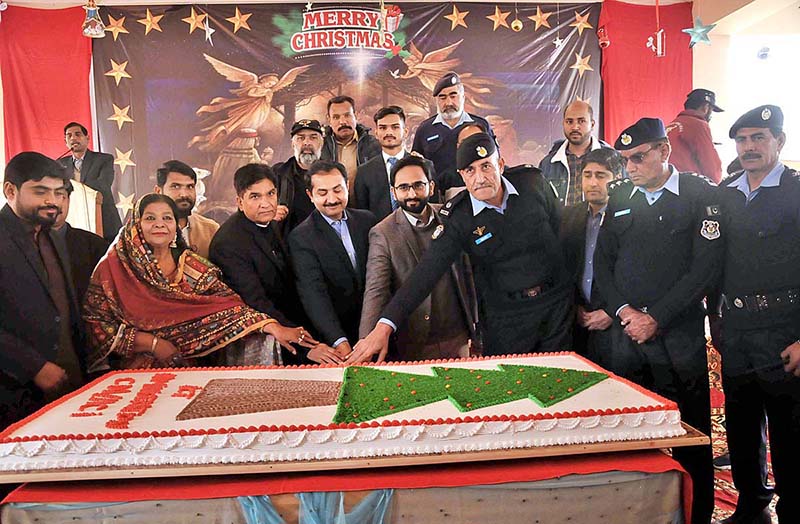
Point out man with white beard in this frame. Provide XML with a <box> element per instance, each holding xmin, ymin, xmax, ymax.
<box><xmin>412</xmin><ymin>72</ymin><xmax>496</xmax><ymax>197</ymax></box>
<box><xmin>273</xmin><ymin>119</ymin><xmax>324</xmax><ymax>233</ymax></box>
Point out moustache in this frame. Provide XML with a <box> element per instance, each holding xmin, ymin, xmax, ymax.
<box><xmin>323</xmin><ymin>202</ymin><xmax>341</xmax><ymax>207</ymax></box>
<box><xmin>338</xmin><ymin>125</ymin><xmax>353</xmax><ymax>131</ymax></box>
<box><xmin>383</xmin><ymin>135</ymin><xmax>396</xmax><ymax>140</ymax></box>
<box><xmin>38</xmin><ymin>206</ymin><xmax>59</xmax><ymax>213</ymax></box>
<box><xmin>742</xmin><ymin>153</ymin><xmax>761</xmax><ymax>160</ymax></box>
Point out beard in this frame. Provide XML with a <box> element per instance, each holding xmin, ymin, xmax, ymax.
<box><xmin>567</xmin><ymin>132</ymin><xmax>589</xmax><ymax>146</ymax></box>
<box><xmin>173</xmin><ymin>198</ymin><xmax>194</xmax><ymax>219</ymax></box>
<box><xmin>21</xmin><ymin>205</ymin><xmax>59</xmax><ymax>227</ymax></box>
<box><xmin>399</xmin><ymin>196</ymin><xmax>428</xmax><ymax>215</ymax></box>
<box><xmin>440</xmin><ymin>108</ymin><xmax>463</xmax><ymax>121</ymax></box>
<box><xmin>297</xmin><ymin>150</ymin><xmax>320</xmax><ymax>166</ymax></box>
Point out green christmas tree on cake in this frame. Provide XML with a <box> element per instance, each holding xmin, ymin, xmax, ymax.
<box><xmin>333</xmin><ymin>365</ymin><xmax>608</xmax><ymax>424</ymax></box>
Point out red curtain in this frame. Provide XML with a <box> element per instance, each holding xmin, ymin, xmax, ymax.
<box><xmin>0</xmin><ymin>6</ymin><xmax>92</xmax><ymax>160</ymax></box>
<box><xmin>599</xmin><ymin>0</ymin><xmax>693</xmax><ymax>144</ymax></box>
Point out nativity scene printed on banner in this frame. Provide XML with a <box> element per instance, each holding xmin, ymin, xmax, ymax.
<box><xmin>93</xmin><ymin>2</ymin><xmax>601</xmax><ymax>221</ymax></box>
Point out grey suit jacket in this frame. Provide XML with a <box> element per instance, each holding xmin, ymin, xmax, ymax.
<box><xmin>359</xmin><ymin>205</ymin><xmax>478</xmax><ymax>358</ymax></box>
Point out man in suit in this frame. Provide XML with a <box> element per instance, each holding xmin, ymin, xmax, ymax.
<box><xmin>352</xmin><ymin>106</ymin><xmax>409</xmax><ymax>221</ymax></box>
<box><xmin>52</xmin><ymin>180</ymin><xmax>109</xmax><ymax>304</ymax></box>
<box><xmin>153</xmin><ymin>160</ymin><xmax>219</xmax><ymax>259</ymax></box>
<box><xmin>273</xmin><ymin>119</ymin><xmax>324</xmax><ymax>233</ymax></box>
<box><xmin>412</xmin><ymin>72</ymin><xmax>495</xmax><ymax>196</ymax></box>
<box><xmin>358</xmin><ymin>155</ymin><xmax>477</xmax><ymax>362</ymax></box>
<box><xmin>1</xmin><ymin>152</ymin><xmax>86</xmax><ymax>430</ymax></box>
<box><xmin>594</xmin><ymin>118</ymin><xmax>720</xmax><ymax>524</ymax></box>
<box><xmin>559</xmin><ymin>148</ymin><xmax>623</xmax><ymax>365</ymax></box>
<box><xmin>289</xmin><ymin>160</ymin><xmax>377</xmax><ymax>357</ymax></box>
<box><xmin>60</xmin><ymin>122</ymin><xmax>121</xmax><ymax>242</ymax></box>
<box><xmin>208</xmin><ymin>163</ymin><xmax>334</xmax><ymax>364</ymax></box>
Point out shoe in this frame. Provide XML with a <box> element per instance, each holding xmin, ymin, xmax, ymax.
<box><xmin>716</xmin><ymin>507</ymin><xmax>771</xmax><ymax>524</ymax></box>
<box><xmin>713</xmin><ymin>453</ymin><xmax>732</xmax><ymax>470</ymax></box>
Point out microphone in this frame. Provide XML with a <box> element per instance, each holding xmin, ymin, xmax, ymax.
<box><xmin>56</xmin><ymin>147</ymin><xmax>74</xmax><ymax>160</ymax></box>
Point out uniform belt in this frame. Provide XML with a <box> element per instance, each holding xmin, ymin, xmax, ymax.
<box><xmin>508</xmin><ymin>283</ymin><xmax>550</xmax><ymax>300</ymax></box>
<box><xmin>724</xmin><ymin>289</ymin><xmax>800</xmax><ymax>313</ymax></box>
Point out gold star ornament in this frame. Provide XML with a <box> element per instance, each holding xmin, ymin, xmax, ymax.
<box><xmin>226</xmin><ymin>7</ymin><xmax>252</xmax><ymax>33</ymax></box>
<box><xmin>107</xmin><ymin>104</ymin><xmax>134</xmax><ymax>130</ymax></box>
<box><xmin>104</xmin><ymin>59</ymin><xmax>132</xmax><ymax>86</ymax></box>
<box><xmin>182</xmin><ymin>7</ymin><xmax>206</xmax><ymax>34</ymax></box>
<box><xmin>114</xmin><ymin>148</ymin><xmax>136</xmax><ymax>175</ymax></box>
<box><xmin>570</xmin><ymin>53</ymin><xmax>594</xmax><ymax>78</ymax></box>
<box><xmin>486</xmin><ymin>6</ymin><xmax>510</xmax><ymax>31</ymax></box>
<box><xmin>137</xmin><ymin>8</ymin><xmax>164</xmax><ymax>35</ymax></box>
<box><xmin>116</xmin><ymin>192</ymin><xmax>135</xmax><ymax>217</ymax></box>
<box><xmin>444</xmin><ymin>5</ymin><xmax>469</xmax><ymax>31</ymax></box>
<box><xmin>569</xmin><ymin>11</ymin><xmax>593</xmax><ymax>36</ymax></box>
<box><xmin>105</xmin><ymin>15</ymin><xmax>129</xmax><ymax>41</ymax></box>
<box><xmin>527</xmin><ymin>6</ymin><xmax>552</xmax><ymax>31</ymax></box>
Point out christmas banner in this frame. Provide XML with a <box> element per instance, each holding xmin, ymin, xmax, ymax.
<box><xmin>92</xmin><ymin>2</ymin><xmax>602</xmax><ymax>220</ymax></box>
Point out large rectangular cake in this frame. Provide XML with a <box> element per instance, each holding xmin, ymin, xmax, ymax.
<box><xmin>0</xmin><ymin>353</ymin><xmax>684</xmax><ymax>473</ymax></box>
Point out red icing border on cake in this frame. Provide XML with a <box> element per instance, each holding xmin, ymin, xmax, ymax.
<box><xmin>0</xmin><ymin>352</ymin><xmax>679</xmax><ymax>444</ymax></box>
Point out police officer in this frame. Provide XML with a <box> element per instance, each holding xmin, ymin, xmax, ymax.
<box><xmin>350</xmin><ymin>132</ymin><xmax>571</xmax><ymax>362</ymax></box>
<box><xmin>411</xmin><ymin>73</ymin><xmax>496</xmax><ymax>198</ymax></box>
<box><xmin>594</xmin><ymin>118</ymin><xmax>720</xmax><ymax>524</ymax></box>
<box><xmin>715</xmin><ymin>105</ymin><xmax>799</xmax><ymax>524</ymax></box>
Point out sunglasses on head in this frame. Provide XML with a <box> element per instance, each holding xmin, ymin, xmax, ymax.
<box><xmin>624</xmin><ymin>145</ymin><xmax>661</xmax><ymax>165</ymax></box>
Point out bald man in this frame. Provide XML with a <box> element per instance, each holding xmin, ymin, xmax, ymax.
<box><xmin>539</xmin><ymin>101</ymin><xmax>616</xmax><ymax>206</ymax></box>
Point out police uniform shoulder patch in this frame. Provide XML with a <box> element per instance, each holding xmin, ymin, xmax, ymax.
<box><xmin>682</xmin><ymin>171</ymin><xmax>714</xmax><ymax>186</ymax></box>
<box><xmin>700</xmin><ymin>219</ymin><xmax>720</xmax><ymax>240</ymax></box>
<box><xmin>607</xmin><ymin>178</ymin><xmax>632</xmax><ymax>195</ymax></box>
<box><xmin>432</xmin><ymin>224</ymin><xmax>444</xmax><ymax>240</ymax></box>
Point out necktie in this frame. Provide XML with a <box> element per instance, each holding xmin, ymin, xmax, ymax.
<box><xmin>73</xmin><ymin>157</ymin><xmax>83</xmax><ymax>182</ymax></box>
<box><xmin>387</xmin><ymin>157</ymin><xmax>399</xmax><ymax>211</ymax></box>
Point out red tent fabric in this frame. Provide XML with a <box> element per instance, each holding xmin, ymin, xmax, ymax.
<box><xmin>0</xmin><ymin>6</ymin><xmax>92</xmax><ymax>160</ymax></box>
<box><xmin>599</xmin><ymin>0</ymin><xmax>693</xmax><ymax>143</ymax></box>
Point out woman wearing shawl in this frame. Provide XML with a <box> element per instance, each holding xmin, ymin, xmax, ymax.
<box><xmin>83</xmin><ymin>194</ymin><xmax>318</xmax><ymax>372</ymax></box>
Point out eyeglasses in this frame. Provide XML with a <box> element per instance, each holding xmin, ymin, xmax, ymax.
<box><xmin>623</xmin><ymin>145</ymin><xmax>662</xmax><ymax>165</ymax></box>
<box><xmin>394</xmin><ymin>181</ymin><xmax>429</xmax><ymax>193</ymax></box>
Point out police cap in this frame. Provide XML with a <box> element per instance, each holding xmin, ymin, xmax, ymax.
<box><xmin>290</xmin><ymin>119</ymin><xmax>323</xmax><ymax>137</ymax></box>
<box><xmin>457</xmin><ymin>132</ymin><xmax>497</xmax><ymax>170</ymax></box>
<box><xmin>686</xmin><ymin>89</ymin><xmax>723</xmax><ymax>112</ymax></box>
<box><xmin>728</xmin><ymin>105</ymin><xmax>783</xmax><ymax>139</ymax></box>
<box><xmin>433</xmin><ymin>72</ymin><xmax>462</xmax><ymax>97</ymax></box>
<box><xmin>614</xmin><ymin>118</ymin><xmax>667</xmax><ymax>151</ymax></box>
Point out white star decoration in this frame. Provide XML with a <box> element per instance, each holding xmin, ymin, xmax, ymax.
<box><xmin>204</xmin><ymin>17</ymin><xmax>215</xmax><ymax>46</ymax></box>
<box><xmin>553</xmin><ymin>36</ymin><xmax>565</xmax><ymax>49</ymax></box>
<box><xmin>682</xmin><ymin>17</ymin><xmax>716</xmax><ymax>48</ymax></box>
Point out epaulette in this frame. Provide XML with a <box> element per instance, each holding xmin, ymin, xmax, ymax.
<box><xmin>438</xmin><ymin>189</ymin><xmax>469</xmax><ymax>217</ymax></box>
<box><xmin>607</xmin><ymin>177</ymin><xmax>632</xmax><ymax>195</ymax></box>
<box><xmin>680</xmin><ymin>171</ymin><xmax>714</xmax><ymax>186</ymax></box>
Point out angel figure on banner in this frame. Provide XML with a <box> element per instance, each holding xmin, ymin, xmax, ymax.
<box><xmin>400</xmin><ymin>40</ymin><xmax>502</xmax><ymax>111</ymax></box>
<box><xmin>188</xmin><ymin>54</ymin><xmax>313</xmax><ymax>152</ymax></box>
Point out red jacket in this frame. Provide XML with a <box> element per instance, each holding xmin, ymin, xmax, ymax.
<box><xmin>666</xmin><ymin>110</ymin><xmax>722</xmax><ymax>183</ymax></box>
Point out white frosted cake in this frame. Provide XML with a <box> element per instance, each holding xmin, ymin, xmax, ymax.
<box><xmin>0</xmin><ymin>353</ymin><xmax>684</xmax><ymax>472</ymax></box>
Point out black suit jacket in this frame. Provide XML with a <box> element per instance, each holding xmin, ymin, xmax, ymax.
<box><xmin>60</xmin><ymin>150</ymin><xmax>122</xmax><ymax>241</ymax></box>
<box><xmin>559</xmin><ymin>202</ymin><xmax>606</xmax><ymax>311</ymax></box>
<box><xmin>60</xmin><ymin>224</ymin><xmax>109</xmax><ymax>305</ymax></box>
<box><xmin>288</xmin><ymin>208</ymin><xmax>377</xmax><ymax>346</ymax></box>
<box><xmin>352</xmin><ymin>153</ymin><xmax>407</xmax><ymax>221</ymax></box>
<box><xmin>0</xmin><ymin>205</ymin><xmax>85</xmax><ymax>428</ymax></box>
<box><xmin>209</xmin><ymin>211</ymin><xmax>305</xmax><ymax>328</ymax></box>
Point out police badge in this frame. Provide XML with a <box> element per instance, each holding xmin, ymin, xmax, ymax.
<box><xmin>432</xmin><ymin>224</ymin><xmax>444</xmax><ymax>240</ymax></box>
<box><xmin>620</xmin><ymin>134</ymin><xmax>632</xmax><ymax>146</ymax></box>
<box><xmin>701</xmin><ymin>220</ymin><xmax>720</xmax><ymax>240</ymax></box>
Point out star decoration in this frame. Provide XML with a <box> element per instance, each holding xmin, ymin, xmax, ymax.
<box><xmin>105</xmin><ymin>15</ymin><xmax>129</xmax><ymax>41</ymax></box>
<box><xmin>527</xmin><ymin>6</ymin><xmax>552</xmax><ymax>31</ymax></box>
<box><xmin>576</xmin><ymin>95</ymin><xmax>593</xmax><ymax>105</ymax></box>
<box><xmin>107</xmin><ymin>104</ymin><xmax>134</xmax><ymax>130</ymax></box>
<box><xmin>305</xmin><ymin>1</ymin><xmax>313</xmax><ymax>11</ymax></box>
<box><xmin>181</xmin><ymin>7</ymin><xmax>206</xmax><ymax>34</ymax></box>
<box><xmin>486</xmin><ymin>6</ymin><xmax>510</xmax><ymax>31</ymax></box>
<box><xmin>116</xmin><ymin>192</ymin><xmax>135</xmax><ymax>217</ymax></box>
<box><xmin>104</xmin><ymin>59</ymin><xmax>132</xmax><ymax>86</ymax></box>
<box><xmin>225</xmin><ymin>7</ymin><xmax>252</xmax><ymax>33</ymax></box>
<box><xmin>444</xmin><ymin>5</ymin><xmax>469</xmax><ymax>31</ymax></box>
<box><xmin>569</xmin><ymin>11</ymin><xmax>593</xmax><ymax>36</ymax></box>
<box><xmin>682</xmin><ymin>17</ymin><xmax>716</xmax><ymax>48</ymax></box>
<box><xmin>553</xmin><ymin>36</ymin><xmax>565</xmax><ymax>48</ymax></box>
<box><xmin>114</xmin><ymin>148</ymin><xmax>136</xmax><ymax>175</ymax></box>
<box><xmin>204</xmin><ymin>17</ymin><xmax>216</xmax><ymax>46</ymax></box>
<box><xmin>137</xmin><ymin>9</ymin><xmax>164</xmax><ymax>35</ymax></box>
<box><xmin>570</xmin><ymin>53</ymin><xmax>594</xmax><ymax>78</ymax></box>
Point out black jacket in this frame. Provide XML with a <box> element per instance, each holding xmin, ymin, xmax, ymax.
<box><xmin>59</xmin><ymin>223</ymin><xmax>109</xmax><ymax>305</ymax></box>
<box><xmin>288</xmin><ymin>208</ymin><xmax>377</xmax><ymax>346</ymax></box>
<box><xmin>321</xmin><ymin>123</ymin><xmax>381</xmax><ymax>169</ymax></box>
<box><xmin>273</xmin><ymin>156</ymin><xmax>314</xmax><ymax>235</ymax></box>
<box><xmin>0</xmin><ymin>205</ymin><xmax>85</xmax><ymax>428</ymax></box>
<box><xmin>59</xmin><ymin>150</ymin><xmax>122</xmax><ymax>241</ymax></box>
<box><xmin>352</xmin><ymin>152</ymin><xmax>408</xmax><ymax>221</ymax></box>
<box><xmin>538</xmin><ymin>138</ymin><xmax>616</xmax><ymax>205</ymax></box>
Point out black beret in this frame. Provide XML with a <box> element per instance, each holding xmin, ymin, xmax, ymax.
<box><xmin>615</xmin><ymin>118</ymin><xmax>667</xmax><ymax>151</ymax></box>
<box><xmin>290</xmin><ymin>119</ymin><xmax>323</xmax><ymax>137</ymax></box>
<box><xmin>433</xmin><ymin>72</ymin><xmax>462</xmax><ymax>96</ymax></box>
<box><xmin>457</xmin><ymin>132</ymin><xmax>497</xmax><ymax>170</ymax></box>
<box><xmin>728</xmin><ymin>105</ymin><xmax>783</xmax><ymax>139</ymax></box>
<box><xmin>686</xmin><ymin>89</ymin><xmax>723</xmax><ymax>112</ymax></box>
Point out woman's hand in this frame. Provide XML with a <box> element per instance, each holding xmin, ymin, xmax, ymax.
<box><xmin>153</xmin><ymin>337</ymin><xmax>186</xmax><ymax>367</ymax></box>
<box><xmin>263</xmin><ymin>323</ymin><xmax>319</xmax><ymax>353</ymax></box>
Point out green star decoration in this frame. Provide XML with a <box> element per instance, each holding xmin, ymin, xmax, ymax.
<box><xmin>333</xmin><ymin>365</ymin><xmax>608</xmax><ymax>424</ymax></box>
<box><xmin>682</xmin><ymin>17</ymin><xmax>716</xmax><ymax>48</ymax></box>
